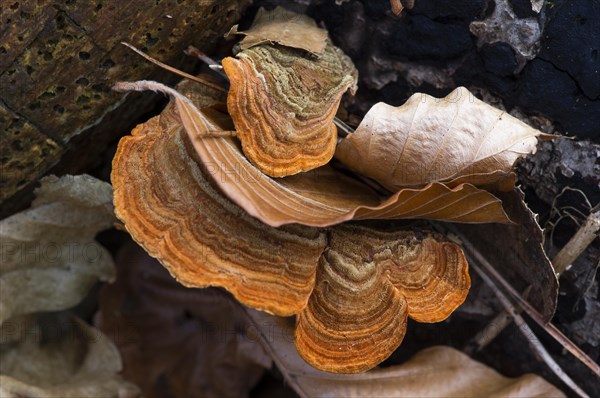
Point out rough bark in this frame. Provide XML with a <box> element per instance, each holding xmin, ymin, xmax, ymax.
<box><xmin>0</xmin><ymin>0</ymin><xmax>249</xmax><ymax>215</ymax></box>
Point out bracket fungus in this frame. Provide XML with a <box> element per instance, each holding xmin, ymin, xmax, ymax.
<box><xmin>111</xmin><ymin>81</ymin><xmax>470</xmax><ymax>373</ymax></box>
<box><xmin>112</xmin><ymin>85</ymin><xmax>327</xmax><ymax>316</ymax></box>
<box><xmin>222</xmin><ymin>8</ymin><xmax>358</xmax><ymax>177</ymax></box>
<box><xmin>295</xmin><ymin>225</ymin><xmax>469</xmax><ymax>373</ymax></box>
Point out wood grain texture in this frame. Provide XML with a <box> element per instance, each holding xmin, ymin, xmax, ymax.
<box><xmin>0</xmin><ymin>0</ymin><xmax>249</xmax><ymax>212</ymax></box>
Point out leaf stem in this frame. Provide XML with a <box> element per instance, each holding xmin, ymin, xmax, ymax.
<box><xmin>121</xmin><ymin>42</ymin><xmax>226</xmax><ymax>92</ymax></box>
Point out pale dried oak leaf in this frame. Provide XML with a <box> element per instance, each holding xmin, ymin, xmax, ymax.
<box><xmin>247</xmin><ymin>310</ymin><xmax>566</xmax><ymax>398</ymax></box>
<box><xmin>0</xmin><ymin>175</ymin><xmax>116</xmax><ymax>324</ymax></box>
<box><xmin>0</xmin><ymin>316</ymin><xmax>139</xmax><ymax>398</ymax></box>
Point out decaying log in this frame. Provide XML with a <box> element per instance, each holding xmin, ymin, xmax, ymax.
<box><xmin>0</xmin><ymin>0</ymin><xmax>250</xmax><ymax>215</ymax></box>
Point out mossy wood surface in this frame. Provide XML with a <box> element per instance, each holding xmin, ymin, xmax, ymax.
<box><xmin>1</xmin><ymin>0</ymin><xmax>248</xmax><ymax>209</ymax></box>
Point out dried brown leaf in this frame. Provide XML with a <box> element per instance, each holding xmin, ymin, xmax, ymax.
<box><xmin>246</xmin><ymin>310</ymin><xmax>565</xmax><ymax>398</ymax></box>
<box><xmin>0</xmin><ymin>175</ymin><xmax>116</xmax><ymax>324</ymax></box>
<box><xmin>226</xmin><ymin>7</ymin><xmax>328</xmax><ymax>54</ymax></box>
<box><xmin>452</xmin><ymin>188</ymin><xmax>559</xmax><ymax>321</ymax></box>
<box><xmin>335</xmin><ymin>87</ymin><xmax>550</xmax><ymax>192</ymax></box>
<box><xmin>0</xmin><ymin>316</ymin><xmax>139</xmax><ymax>398</ymax></box>
<box><xmin>150</xmin><ymin>80</ymin><xmax>510</xmax><ymax>226</ymax></box>
<box><xmin>97</xmin><ymin>242</ymin><xmax>271</xmax><ymax>398</ymax></box>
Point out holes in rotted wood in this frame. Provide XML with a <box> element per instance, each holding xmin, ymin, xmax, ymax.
<box><xmin>91</xmin><ymin>83</ymin><xmax>109</xmax><ymax>93</ymax></box>
<box><xmin>100</xmin><ymin>59</ymin><xmax>115</xmax><ymax>69</ymax></box>
<box><xmin>76</xmin><ymin>94</ymin><xmax>90</xmax><ymax>104</ymax></box>
<box><xmin>39</xmin><ymin>90</ymin><xmax>56</xmax><ymax>100</ymax></box>
<box><xmin>92</xmin><ymin>83</ymin><xmax>109</xmax><ymax>100</ymax></box>
<box><xmin>9</xmin><ymin>118</ymin><xmax>24</xmax><ymax>131</ymax></box>
<box><xmin>145</xmin><ymin>33</ymin><xmax>158</xmax><ymax>48</ymax></box>
<box><xmin>56</xmin><ymin>14</ymin><xmax>66</xmax><ymax>29</ymax></box>
<box><xmin>11</xmin><ymin>140</ymin><xmax>24</xmax><ymax>151</ymax></box>
<box><xmin>78</xmin><ymin>51</ymin><xmax>90</xmax><ymax>60</ymax></box>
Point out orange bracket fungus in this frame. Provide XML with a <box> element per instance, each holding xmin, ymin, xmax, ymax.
<box><xmin>111</xmin><ymin>81</ymin><xmax>470</xmax><ymax>373</ymax></box>
<box><xmin>295</xmin><ymin>225</ymin><xmax>469</xmax><ymax>373</ymax></box>
<box><xmin>222</xmin><ymin>8</ymin><xmax>358</xmax><ymax>177</ymax></box>
<box><xmin>111</xmin><ymin>84</ymin><xmax>327</xmax><ymax>316</ymax></box>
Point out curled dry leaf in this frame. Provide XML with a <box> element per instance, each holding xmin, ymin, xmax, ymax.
<box><xmin>0</xmin><ymin>316</ymin><xmax>139</xmax><ymax>398</ymax></box>
<box><xmin>226</xmin><ymin>6</ymin><xmax>328</xmax><ymax>54</ymax></box>
<box><xmin>247</xmin><ymin>310</ymin><xmax>566</xmax><ymax>398</ymax></box>
<box><xmin>112</xmin><ymin>81</ymin><xmax>471</xmax><ymax>372</ymax></box>
<box><xmin>452</xmin><ymin>188</ymin><xmax>559</xmax><ymax>321</ymax></box>
<box><xmin>97</xmin><ymin>242</ymin><xmax>271</xmax><ymax>398</ymax></box>
<box><xmin>150</xmin><ymin>79</ymin><xmax>511</xmax><ymax>227</ymax></box>
<box><xmin>222</xmin><ymin>8</ymin><xmax>358</xmax><ymax>177</ymax></box>
<box><xmin>0</xmin><ymin>175</ymin><xmax>116</xmax><ymax>324</ymax></box>
<box><xmin>335</xmin><ymin>87</ymin><xmax>551</xmax><ymax>192</ymax></box>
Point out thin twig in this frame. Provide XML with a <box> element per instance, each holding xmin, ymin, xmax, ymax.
<box><xmin>464</xmin><ymin>286</ymin><xmax>531</xmax><ymax>354</ymax></box>
<box><xmin>185</xmin><ymin>45</ymin><xmax>229</xmax><ymax>80</ymax></box>
<box><xmin>121</xmin><ymin>42</ymin><xmax>226</xmax><ymax>92</ymax></box>
<box><xmin>203</xmin><ymin>130</ymin><xmax>237</xmax><ymax>137</ymax></box>
<box><xmin>552</xmin><ymin>210</ymin><xmax>600</xmax><ymax>274</ymax></box>
<box><xmin>469</xmin><ymin>259</ymin><xmax>590</xmax><ymax>398</ymax></box>
<box><xmin>333</xmin><ymin>117</ymin><xmax>354</xmax><ymax>137</ymax></box>
<box><xmin>468</xmin><ymin>206</ymin><xmax>600</xmax><ymax>350</ymax></box>
<box><xmin>447</xmin><ymin>225</ymin><xmax>600</xmax><ymax>379</ymax></box>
